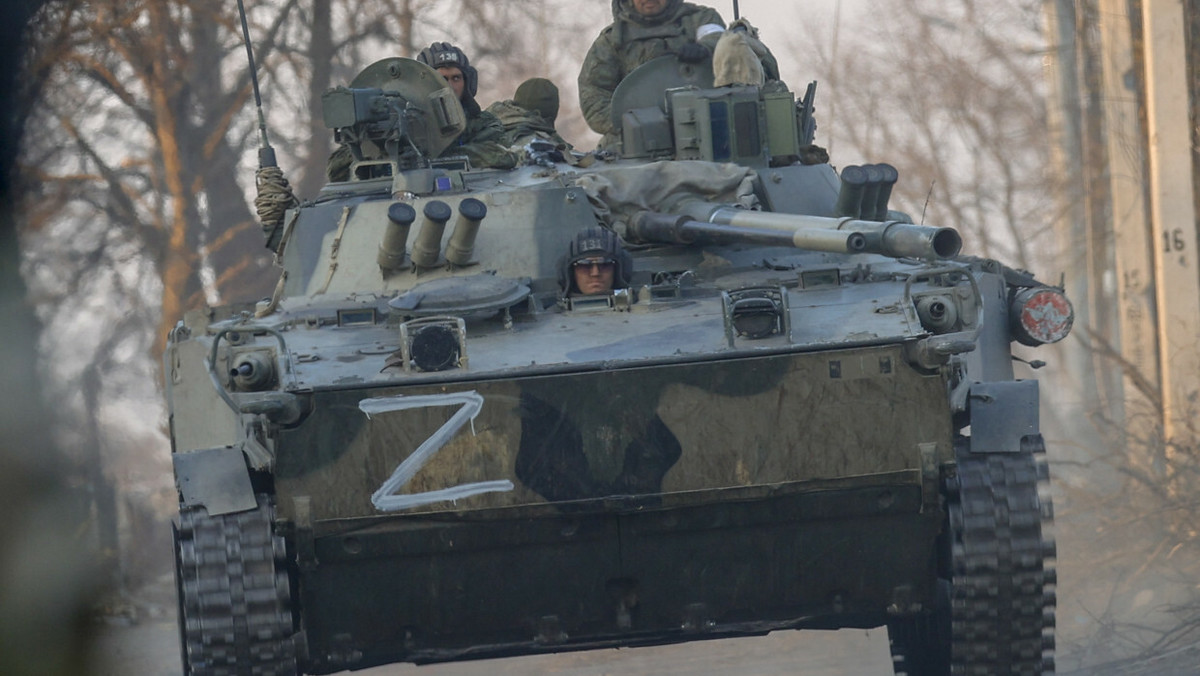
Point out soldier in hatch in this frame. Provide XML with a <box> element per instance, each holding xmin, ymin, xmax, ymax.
<box><xmin>578</xmin><ymin>0</ymin><xmax>780</xmax><ymax>149</ymax></box>
<box><xmin>414</xmin><ymin>42</ymin><xmax>517</xmax><ymax>169</ymax></box>
<box><xmin>486</xmin><ymin>77</ymin><xmax>572</xmax><ymax>151</ymax></box>
<box><xmin>559</xmin><ymin>226</ymin><xmax>633</xmax><ymax>297</ymax></box>
<box><xmin>327</xmin><ymin>42</ymin><xmax>515</xmax><ymax>181</ymax></box>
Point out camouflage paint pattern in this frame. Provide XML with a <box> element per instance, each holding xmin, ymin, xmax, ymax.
<box><xmin>273</xmin><ymin>345</ymin><xmax>951</xmax><ymax>524</ymax></box>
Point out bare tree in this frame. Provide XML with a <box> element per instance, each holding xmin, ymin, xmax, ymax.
<box><xmin>796</xmin><ymin>1</ymin><xmax>1200</xmax><ymax>670</ymax></box>
<box><xmin>2</xmin><ymin>0</ymin><xmax>104</xmax><ymax>672</ymax></box>
<box><xmin>794</xmin><ymin>0</ymin><xmax>1074</xmax><ymax>449</ymax></box>
<box><xmin>20</xmin><ymin>0</ymin><xmax>608</xmax><ymax>357</ymax></box>
<box><xmin>15</xmin><ymin>0</ymin><xmax>612</xmax><ymax>594</ymax></box>
<box><xmin>799</xmin><ymin>0</ymin><xmax>1055</xmax><ymax>270</ymax></box>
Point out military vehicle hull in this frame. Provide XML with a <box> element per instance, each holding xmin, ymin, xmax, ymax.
<box><xmin>170</xmin><ymin>55</ymin><xmax>1066</xmax><ymax>676</ymax></box>
<box><xmin>171</xmin><ymin>271</ymin><xmax>1055</xmax><ymax>674</ymax></box>
<box><xmin>275</xmin><ymin>347</ymin><xmax>948</xmax><ymax>670</ymax></box>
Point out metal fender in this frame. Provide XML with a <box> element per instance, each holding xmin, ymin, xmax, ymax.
<box><xmin>173</xmin><ymin>445</ymin><xmax>257</xmax><ymax>516</ymax></box>
<box><xmin>967</xmin><ymin>380</ymin><xmax>1039</xmax><ymax>453</ymax></box>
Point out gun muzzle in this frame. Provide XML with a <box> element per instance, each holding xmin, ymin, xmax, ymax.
<box><xmin>853</xmin><ymin>220</ymin><xmax>961</xmax><ymax>259</ymax></box>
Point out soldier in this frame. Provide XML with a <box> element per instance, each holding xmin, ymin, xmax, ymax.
<box><xmin>486</xmin><ymin>77</ymin><xmax>573</xmax><ymax>152</ymax></box>
<box><xmin>415</xmin><ymin>42</ymin><xmax>516</xmax><ymax>169</ymax></box>
<box><xmin>578</xmin><ymin>0</ymin><xmax>781</xmax><ymax>149</ymax></box>
<box><xmin>559</xmin><ymin>226</ymin><xmax>633</xmax><ymax>296</ymax></box>
<box><xmin>327</xmin><ymin>42</ymin><xmax>515</xmax><ymax>181</ymax></box>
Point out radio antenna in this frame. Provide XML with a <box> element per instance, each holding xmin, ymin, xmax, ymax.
<box><xmin>235</xmin><ymin>0</ymin><xmax>298</xmax><ymax>253</ymax></box>
<box><xmin>732</xmin><ymin>0</ymin><xmax>740</xmax><ymax>20</ymax></box>
<box><xmin>237</xmin><ymin>0</ymin><xmax>276</xmax><ymax>168</ymax></box>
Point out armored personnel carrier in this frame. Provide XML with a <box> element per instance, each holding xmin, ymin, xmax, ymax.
<box><xmin>168</xmin><ymin>50</ymin><xmax>1070</xmax><ymax>676</ymax></box>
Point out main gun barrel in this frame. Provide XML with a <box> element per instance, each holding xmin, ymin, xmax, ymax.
<box><xmin>668</xmin><ymin>204</ymin><xmax>962</xmax><ymax>259</ymax></box>
<box><xmin>631</xmin><ymin>212</ymin><xmax>868</xmax><ymax>254</ymax></box>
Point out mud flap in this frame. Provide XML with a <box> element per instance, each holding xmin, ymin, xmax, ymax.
<box><xmin>967</xmin><ymin>380</ymin><xmax>1039</xmax><ymax>453</ymax></box>
<box><xmin>174</xmin><ymin>445</ymin><xmax>257</xmax><ymax>515</ymax></box>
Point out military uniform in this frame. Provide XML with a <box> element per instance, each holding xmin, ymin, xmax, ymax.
<box><xmin>486</xmin><ymin>100</ymin><xmax>571</xmax><ymax>150</ymax></box>
<box><xmin>485</xmin><ymin>77</ymin><xmax>579</xmax><ymax>168</ymax></box>
<box><xmin>486</xmin><ymin>78</ymin><xmax>572</xmax><ymax>152</ymax></box>
<box><xmin>327</xmin><ymin>43</ymin><xmax>516</xmax><ymax>182</ymax></box>
<box><xmin>579</xmin><ymin>0</ymin><xmax>781</xmax><ymax>149</ymax></box>
<box><xmin>447</xmin><ymin>97</ymin><xmax>517</xmax><ymax>170</ymax></box>
<box><xmin>416</xmin><ymin>41</ymin><xmax>515</xmax><ymax>170</ymax></box>
<box><xmin>326</xmin><ymin>98</ymin><xmax>513</xmax><ymax>182</ymax></box>
<box><xmin>579</xmin><ymin>0</ymin><xmax>724</xmax><ymax>142</ymax></box>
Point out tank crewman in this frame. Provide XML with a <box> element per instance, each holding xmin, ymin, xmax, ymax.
<box><xmin>415</xmin><ymin>42</ymin><xmax>517</xmax><ymax>169</ymax></box>
<box><xmin>578</xmin><ymin>0</ymin><xmax>781</xmax><ymax>148</ymax></box>
<box><xmin>327</xmin><ymin>42</ymin><xmax>516</xmax><ymax>181</ymax></box>
<box><xmin>559</xmin><ymin>226</ymin><xmax>633</xmax><ymax>296</ymax></box>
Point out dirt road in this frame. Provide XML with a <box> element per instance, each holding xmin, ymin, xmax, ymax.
<box><xmin>91</xmin><ymin>594</ymin><xmax>895</xmax><ymax>676</ymax></box>
<box><xmin>89</xmin><ymin>574</ymin><xmax>1200</xmax><ymax>676</ymax></box>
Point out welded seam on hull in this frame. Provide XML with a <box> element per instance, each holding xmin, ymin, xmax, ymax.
<box><xmin>360</xmin><ymin>391</ymin><xmax>514</xmax><ymax>511</ymax></box>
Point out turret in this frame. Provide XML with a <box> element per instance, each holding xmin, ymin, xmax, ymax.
<box><xmin>322</xmin><ymin>58</ymin><xmax>468</xmax><ymax>177</ymax></box>
<box><xmin>610</xmin><ymin>55</ymin><xmax>818</xmax><ymax>167</ymax></box>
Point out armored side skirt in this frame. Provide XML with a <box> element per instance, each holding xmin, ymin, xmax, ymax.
<box><xmin>296</xmin><ymin>476</ymin><xmax>939</xmax><ymax>672</ymax></box>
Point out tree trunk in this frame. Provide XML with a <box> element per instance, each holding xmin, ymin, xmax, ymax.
<box><xmin>398</xmin><ymin>0</ymin><xmax>415</xmax><ymax>57</ymax></box>
<box><xmin>204</xmin><ymin>137</ymin><xmax>278</xmax><ymax>304</ymax></box>
<box><xmin>148</xmin><ymin>2</ymin><xmax>204</xmax><ymax>357</ymax></box>
<box><xmin>298</xmin><ymin>0</ymin><xmax>333</xmax><ymax>199</ymax></box>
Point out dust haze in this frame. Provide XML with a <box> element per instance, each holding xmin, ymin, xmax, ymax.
<box><xmin>6</xmin><ymin>0</ymin><xmax>1198</xmax><ymax>674</ymax></box>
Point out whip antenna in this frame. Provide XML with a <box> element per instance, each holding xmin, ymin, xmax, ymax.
<box><xmin>236</xmin><ymin>0</ymin><xmax>298</xmax><ymax>253</ymax></box>
<box><xmin>237</xmin><ymin>0</ymin><xmax>276</xmax><ymax>168</ymax></box>
<box><xmin>732</xmin><ymin>0</ymin><xmax>740</xmax><ymax>20</ymax></box>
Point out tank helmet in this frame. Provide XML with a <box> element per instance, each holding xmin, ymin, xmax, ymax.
<box><xmin>514</xmin><ymin>78</ymin><xmax>560</xmax><ymax>124</ymax></box>
<box><xmin>558</xmin><ymin>226</ymin><xmax>633</xmax><ymax>294</ymax></box>
<box><xmin>417</xmin><ymin>41</ymin><xmax>479</xmax><ymax>98</ymax></box>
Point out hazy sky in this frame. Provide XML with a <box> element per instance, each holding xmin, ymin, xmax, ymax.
<box><xmin>722</xmin><ymin>0</ymin><xmax>867</xmax><ymax>84</ymax></box>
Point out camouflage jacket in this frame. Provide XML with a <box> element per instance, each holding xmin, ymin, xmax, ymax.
<box><xmin>578</xmin><ymin>0</ymin><xmax>724</xmax><ymax>139</ymax></box>
<box><xmin>446</xmin><ymin>97</ymin><xmax>518</xmax><ymax>170</ymax></box>
<box><xmin>484</xmin><ymin>99</ymin><xmax>572</xmax><ymax>151</ymax></box>
<box><xmin>326</xmin><ymin>96</ymin><xmax>515</xmax><ymax>181</ymax></box>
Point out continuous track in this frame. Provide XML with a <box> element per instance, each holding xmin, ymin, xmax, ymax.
<box><xmin>175</xmin><ymin>495</ymin><xmax>298</xmax><ymax>676</ymax></box>
<box><xmin>891</xmin><ymin>443</ymin><xmax>1056</xmax><ymax>675</ymax></box>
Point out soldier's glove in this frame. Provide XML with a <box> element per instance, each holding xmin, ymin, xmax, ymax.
<box><xmin>675</xmin><ymin>42</ymin><xmax>709</xmax><ymax>64</ymax></box>
<box><xmin>728</xmin><ymin>18</ymin><xmax>760</xmax><ymax>36</ymax></box>
<box><xmin>524</xmin><ymin>139</ymin><xmax>565</xmax><ymax>167</ymax></box>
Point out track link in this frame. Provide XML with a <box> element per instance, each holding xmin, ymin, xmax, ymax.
<box><xmin>889</xmin><ymin>443</ymin><xmax>1055</xmax><ymax>676</ymax></box>
<box><xmin>176</xmin><ymin>495</ymin><xmax>298</xmax><ymax>676</ymax></box>
<box><xmin>947</xmin><ymin>446</ymin><xmax>1055</xmax><ymax>675</ymax></box>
